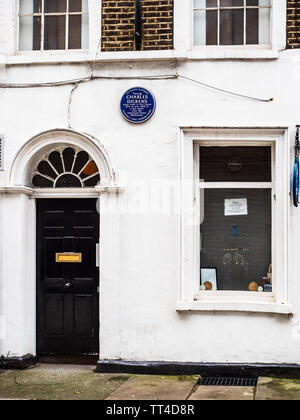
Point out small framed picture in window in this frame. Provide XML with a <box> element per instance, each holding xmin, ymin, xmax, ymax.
<box><xmin>200</xmin><ymin>268</ymin><xmax>218</xmax><ymax>291</ymax></box>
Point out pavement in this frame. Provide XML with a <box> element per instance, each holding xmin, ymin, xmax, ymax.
<box><xmin>0</xmin><ymin>364</ymin><xmax>300</xmax><ymax>400</ymax></box>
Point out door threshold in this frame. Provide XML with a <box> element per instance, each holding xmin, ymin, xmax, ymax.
<box><xmin>38</xmin><ymin>355</ymin><xmax>98</xmax><ymax>366</ymax></box>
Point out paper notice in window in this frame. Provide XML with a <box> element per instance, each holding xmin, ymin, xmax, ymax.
<box><xmin>224</xmin><ymin>198</ymin><xmax>248</xmax><ymax>216</ymax></box>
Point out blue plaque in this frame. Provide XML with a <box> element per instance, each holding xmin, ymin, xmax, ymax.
<box><xmin>120</xmin><ymin>87</ymin><xmax>156</xmax><ymax>124</ymax></box>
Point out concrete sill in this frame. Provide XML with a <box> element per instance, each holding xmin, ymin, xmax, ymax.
<box><xmin>176</xmin><ymin>301</ymin><xmax>293</xmax><ymax>315</ymax></box>
<box><xmin>4</xmin><ymin>48</ymin><xmax>280</xmax><ymax>66</ymax></box>
<box><xmin>0</xmin><ymin>185</ymin><xmax>124</xmax><ymax>196</ymax></box>
<box><xmin>186</xmin><ymin>49</ymin><xmax>280</xmax><ymax>60</ymax></box>
<box><xmin>6</xmin><ymin>50</ymin><xmax>185</xmax><ymax>65</ymax></box>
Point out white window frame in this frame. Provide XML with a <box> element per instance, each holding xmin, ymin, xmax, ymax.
<box><xmin>192</xmin><ymin>0</ymin><xmax>272</xmax><ymax>48</ymax></box>
<box><xmin>18</xmin><ymin>0</ymin><xmax>89</xmax><ymax>51</ymax></box>
<box><xmin>178</xmin><ymin>127</ymin><xmax>292</xmax><ymax>314</ymax></box>
<box><xmin>174</xmin><ymin>0</ymin><xmax>286</xmax><ymax>58</ymax></box>
<box><xmin>14</xmin><ymin>0</ymin><xmax>101</xmax><ymax>57</ymax></box>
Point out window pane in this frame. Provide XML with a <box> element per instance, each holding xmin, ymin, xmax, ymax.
<box><xmin>194</xmin><ymin>10</ymin><xmax>218</xmax><ymax>46</ymax></box>
<box><xmin>82</xmin><ymin>0</ymin><xmax>89</xmax><ymax>13</ymax></box>
<box><xmin>246</xmin><ymin>7</ymin><xmax>259</xmax><ymax>45</ymax></box>
<box><xmin>44</xmin><ymin>15</ymin><xmax>66</xmax><ymax>49</ymax></box>
<box><xmin>20</xmin><ymin>0</ymin><xmax>42</xmax><ymax>14</ymax></box>
<box><xmin>62</xmin><ymin>147</ymin><xmax>75</xmax><ymax>172</ymax></box>
<box><xmin>73</xmin><ymin>151</ymin><xmax>89</xmax><ymax>174</ymax></box>
<box><xmin>80</xmin><ymin>161</ymin><xmax>98</xmax><ymax>179</ymax></box>
<box><xmin>19</xmin><ymin>16</ymin><xmax>41</xmax><ymax>50</ymax></box>
<box><xmin>247</xmin><ymin>0</ymin><xmax>271</xmax><ymax>5</ymax></box>
<box><xmin>200</xmin><ymin>147</ymin><xmax>271</xmax><ymax>182</ymax></box>
<box><xmin>69</xmin><ymin>15</ymin><xmax>82</xmax><ymax>49</ymax></box>
<box><xmin>83</xmin><ymin>174</ymin><xmax>100</xmax><ymax>187</ymax></box>
<box><xmin>81</xmin><ymin>12</ymin><xmax>89</xmax><ymax>48</ymax></box>
<box><xmin>32</xmin><ymin>174</ymin><xmax>54</xmax><ymax>187</ymax></box>
<box><xmin>44</xmin><ymin>0</ymin><xmax>67</xmax><ymax>13</ymax></box>
<box><xmin>49</xmin><ymin>151</ymin><xmax>63</xmax><ymax>174</ymax></box>
<box><xmin>194</xmin><ymin>0</ymin><xmax>217</xmax><ymax>7</ymax></box>
<box><xmin>206</xmin><ymin>10</ymin><xmax>218</xmax><ymax>45</ymax></box>
<box><xmin>37</xmin><ymin>161</ymin><xmax>57</xmax><ymax>179</ymax></box>
<box><xmin>194</xmin><ymin>10</ymin><xmax>207</xmax><ymax>46</ymax></box>
<box><xmin>220</xmin><ymin>0</ymin><xmax>243</xmax><ymax>6</ymax></box>
<box><xmin>200</xmin><ymin>188</ymin><xmax>272</xmax><ymax>292</ymax></box>
<box><xmin>69</xmin><ymin>0</ymin><xmax>84</xmax><ymax>12</ymax></box>
<box><xmin>69</xmin><ymin>1</ymin><xmax>88</xmax><ymax>49</ymax></box>
<box><xmin>56</xmin><ymin>174</ymin><xmax>82</xmax><ymax>188</ymax></box>
<box><xmin>258</xmin><ymin>7</ymin><xmax>270</xmax><ymax>45</ymax></box>
<box><xmin>220</xmin><ymin>8</ymin><xmax>244</xmax><ymax>45</ymax></box>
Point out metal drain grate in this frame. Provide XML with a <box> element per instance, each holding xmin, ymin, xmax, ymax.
<box><xmin>200</xmin><ymin>377</ymin><xmax>258</xmax><ymax>387</ymax></box>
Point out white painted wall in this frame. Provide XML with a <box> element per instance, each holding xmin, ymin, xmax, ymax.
<box><xmin>1</xmin><ymin>0</ymin><xmax>300</xmax><ymax>365</ymax></box>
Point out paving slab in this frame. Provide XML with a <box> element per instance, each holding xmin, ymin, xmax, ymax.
<box><xmin>188</xmin><ymin>385</ymin><xmax>254</xmax><ymax>400</ymax></box>
<box><xmin>105</xmin><ymin>375</ymin><xmax>200</xmax><ymax>400</ymax></box>
<box><xmin>255</xmin><ymin>377</ymin><xmax>300</xmax><ymax>400</ymax></box>
<box><xmin>0</xmin><ymin>364</ymin><xmax>129</xmax><ymax>400</ymax></box>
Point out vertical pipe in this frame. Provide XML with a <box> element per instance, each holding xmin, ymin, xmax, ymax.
<box><xmin>135</xmin><ymin>0</ymin><xmax>142</xmax><ymax>50</ymax></box>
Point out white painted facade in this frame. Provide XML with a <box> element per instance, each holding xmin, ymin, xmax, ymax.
<box><xmin>1</xmin><ymin>0</ymin><xmax>300</xmax><ymax>366</ymax></box>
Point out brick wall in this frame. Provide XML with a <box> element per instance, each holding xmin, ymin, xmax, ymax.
<box><xmin>142</xmin><ymin>0</ymin><xmax>173</xmax><ymax>50</ymax></box>
<box><xmin>287</xmin><ymin>1</ymin><xmax>300</xmax><ymax>48</ymax></box>
<box><xmin>101</xmin><ymin>0</ymin><xmax>136</xmax><ymax>52</ymax></box>
<box><xmin>101</xmin><ymin>0</ymin><xmax>174</xmax><ymax>52</ymax></box>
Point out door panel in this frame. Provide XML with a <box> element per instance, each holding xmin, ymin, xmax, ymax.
<box><xmin>37</xmin><ymin>199</ymin><xmax>99</xmax><ymax>355</ymax></box>
<box><xmin>45</xmin><ymin>294</ymin><xmax>64</xmax><ymax>336</ymax></box>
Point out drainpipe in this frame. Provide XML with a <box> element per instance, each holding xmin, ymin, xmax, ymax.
<box><xmin>135</xmin><ymin>0</ymin><xmax>142</xmax><ymax>50</ymax></box>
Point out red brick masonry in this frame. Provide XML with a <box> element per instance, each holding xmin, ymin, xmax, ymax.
<box><xmin>101</xmin><ymin>0</ymin><xmax>174</xmax><ymax>52</ymax></box>
<box><xmin>287</xmin><ymin>0</ymin><xmax>300</xmax><ymax>48</ymax></box>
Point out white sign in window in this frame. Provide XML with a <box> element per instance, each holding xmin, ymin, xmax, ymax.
<box><xmin>224</xmin><ymin>198</ymin><xmax>248</xmax><ymax>216</ymax></box>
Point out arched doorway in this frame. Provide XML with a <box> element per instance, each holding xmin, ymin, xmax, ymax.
<box><xmin>4</xmin><ymin>129</ymin><xmax>118</xmax><ymax>358</ymax></box>
<box><xmin>33</xmin><ymin>145</ymin><xmax>101</xmax><ymax>355</ymax></box>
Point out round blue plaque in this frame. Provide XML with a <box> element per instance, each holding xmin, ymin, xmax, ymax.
<box><xmin>120</xmin><ymin>87</ymin><xmax>156</xmax><ymax>124</ymax></box>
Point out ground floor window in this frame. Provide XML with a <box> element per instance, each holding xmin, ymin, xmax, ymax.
<box><xmin>198</xmin><ymin>146</ymin><xmax>272</xmax><ymax>293</ymax></box>
<box><xmin>179</xmin><ymin>128</ymin><xmax>289</xmax><ymax>313</ymax></box>
<box><xmin>198</xmin><ymin>146</ymin><xmax>272</xmax><ymax>292</ymax></box>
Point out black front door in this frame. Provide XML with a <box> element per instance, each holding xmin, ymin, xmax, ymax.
<box><xmin>37</xmin><ymin>199</ymin><xmax>99</xmax><ymax>355</ymax></box>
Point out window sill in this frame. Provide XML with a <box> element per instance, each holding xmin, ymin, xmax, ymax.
<box><xmin>176</xmin><ymin>300</ymin><xmax>292</xmax><ymax>315</ymax></box>
<box><xmin>0</xmin><ymin>185</ymin><xmax>124</xmax><ymax>196</ymax></box>
<box><xmin>6</xmin><ymin>50</ymin><xmax>184</xmax><ymax>65</ymax></box>
<box><xmin>186</xmin><ymin>48</ymin><xmax>280</xmax><ymax>60</ymax></box>
<box><xmin>4</xmin><ymin>48</ymin><xmax>280</xmax><ymax>66</ymax></box>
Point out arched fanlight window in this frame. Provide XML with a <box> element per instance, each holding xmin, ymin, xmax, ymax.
<box><xmin>32</xmin><ymin>146</ymin><xmax>100</xmax><ymax>188</ymax></box>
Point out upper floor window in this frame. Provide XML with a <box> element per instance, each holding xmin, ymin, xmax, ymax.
<box><xmin>193</xmin><ymin>0</ymin><xmax>271</xmax><ymax>47</ymax></box>
<box><xmin>19</xmin><ymin>0</ymin><xmax>89</xmax><ymax>51</ymax></box>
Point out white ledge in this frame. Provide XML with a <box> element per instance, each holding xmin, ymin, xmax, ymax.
<box><xmin>176</xmin><ymin>300</ymin><xmax>293</xmax><ymax>315</ymax></box>
<box><xmin>3</xmin><ymin>48</ymin><xmax>281</xmax><ymax>66</ymax></box>
<box><xmin>0</xmin><ymin>186</ymin><xmax>33</xmax><ymax>195</ymax></box>
<box><xmin>0</xmin><ymin>185</ymin><xmax>124</xmax><ymax>196</ymax></box>
<box><xmin>6</xmin><ymin>50</ymin><xmax>186</xmax><ymax>65</ymax></box>
<box><xmin>185</xmin><ymin>49</ymin><xmax>280</xmax><ymax>60</ymax></box>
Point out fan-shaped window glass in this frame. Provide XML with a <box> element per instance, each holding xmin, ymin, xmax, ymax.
<box><xmin>32</xmin><ymin>146</ymin><xmax>100</xmax><ymax>188</ymax></box>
